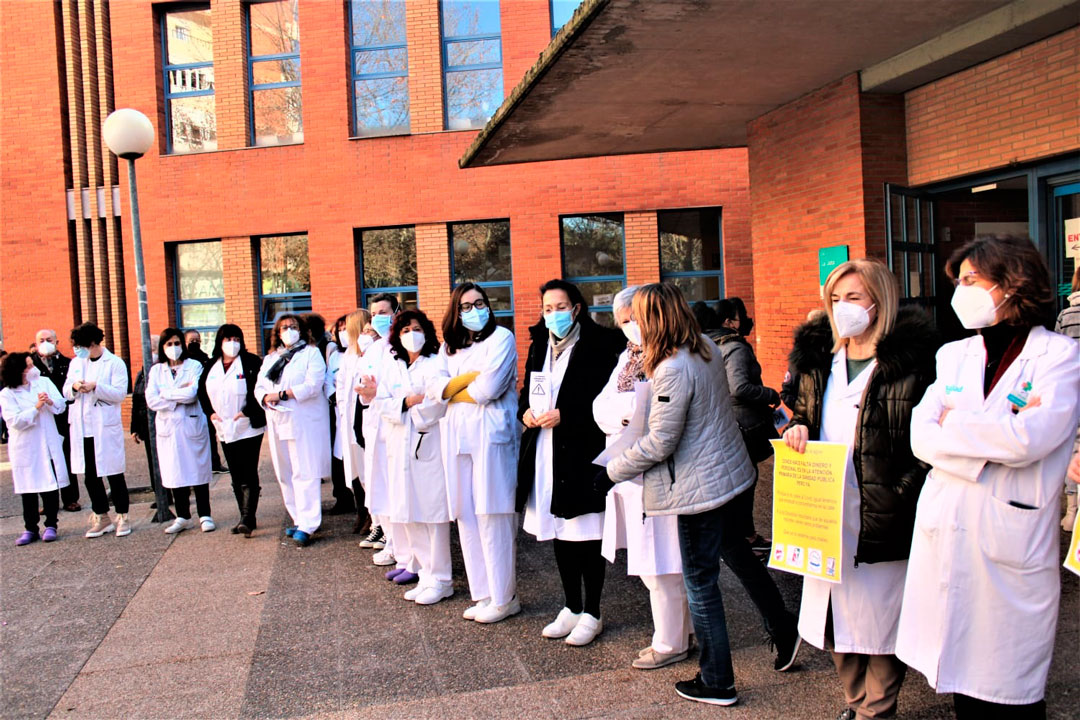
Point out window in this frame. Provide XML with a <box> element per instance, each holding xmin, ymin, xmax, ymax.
<box><xmin>658</xmin><ymin>208</ymin><xmax>724</xmax><ymax>306</ymax></box>
<box><xmin>358</xmin><ymin>226</ymin><xmax>418</xmax><ymax>310</ymax></box>
<box><xmin>349</xmin><ymin>0</ymin><xmax>409</xmax><ymax>136</ymax></box>
<box><xmin>248</xmin><ymin>0</ymin><xmax>302</xmax><ymax>146</ymax></box>
<box><xmin>550</xmin><ymin>0</ymin><xmax>583</xmax><ymax>35</ymax></box>
<box><xmin>561</xmin><ymin>213</ymin><xmax>625</xmax><ymax>326</ymax></box>
<box><xmin>258</xmin><ymin>234</ymin><xmax>311</xmax><ymax>349</ymax></box>
<box><xmin>450</xmin><ymin>220</ymin><xmax>513</xmax><ymax>329</ymax></box>
<box><xmin>162</xmin><ymin>6</ymin><xmax>216</xmax><ymax>153</ymax></box>
<box><xmin>173</xmin><ymin>241</ymin><xmax>225</xmax><ymax>353</ymax></box>
<box><xmin>440</xmin><ymin>0</ymin><xmax>503</xmax><ymax>131</ymax></box>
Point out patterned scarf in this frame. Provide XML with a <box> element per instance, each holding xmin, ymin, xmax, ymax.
<box><xmin>266</xmin><ymin>341</ymin><xmax>307</xmax><ymax>384</ymax></box>
<box><xmin>617</xmin><ymin>342</ymin><xmax>646</xmax><ymax>392</ymax></box>
<box><xmin>549</xmin><ymin>322</ymin><xmax>581</xmax><ymax>362</ymax></box>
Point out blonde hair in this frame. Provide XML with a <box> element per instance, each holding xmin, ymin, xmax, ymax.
<box><xmin>822</xmin><ymin>259</ymin><xmax>898</xmax><ymax>353</ymax></box>
<box><xmin>633</xmin><ymin>283</ymin><xmax>711</xmax><ymax>376</ymax></box>
<box><xmin>344</xmin><ymin>309</ymin><xmax>371</xmax><ymax>356</ymax></box>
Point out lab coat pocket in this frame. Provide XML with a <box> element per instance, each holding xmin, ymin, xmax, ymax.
<box><xmin>484</xmin><ymin>406</ymin><xmax>514</xmax><ymax>444</ymax></box>
<box><xmin>99</xmin><ymin>402</ymin><xmax>122</xmax><ymax>427</ymax></box>
<box><xmin>979</xmin><ymin>495</ymin><xmax>1052</xmax><ymax>570</ymax></box>
<box><xmin>183</xmin><ymin>412</ymin><xmax>207</xmax><ymax>440</ymax></box>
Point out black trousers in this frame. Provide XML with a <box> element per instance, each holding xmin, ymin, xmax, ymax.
<box><xmin>172</xmin><ymin>484</ymin><xmax>211</xmax><ymax>520</ymax></box>
<box><xmin>82</xmin><ymin>437</ymin><xmax>129</xmax><ymax>514</ymax></box>
<box><xmin>22</xmin><ymin>490</ymin><xmax>60</xmax><ymax>533</ymax></box>
<box><xmin>207</xmin><ymin>420</ymin><xmax>224</xmax><ymax>470</ymax></box>
<box><xmin>954</xmin><ymin>694</ymin><xmax>1045</xmax><ymax>719</ymax></box>
<box><xmin>221</xmin><ymin>434</ymin><xmax>263</xmax><ymax>526</ymax></box>
<box><xmin>553</xmin><ymin>538</ymin><xmax>606</xmax><ymax>618</ymax></box>
<box><xmin>731</xmin><ymin>466</ymin><xmax>760</xmax><ymax>539</ymax></box>
<box><xmin>59</xmin><ymin>431</ymin><xmax>80</xmax><ymax>506</ymax></box>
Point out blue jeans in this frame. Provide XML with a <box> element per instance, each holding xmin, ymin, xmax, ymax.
<box><xmin>677</xmin><ymin>490</ymin><xmax>795</xmax><ymax>688</ymax></box>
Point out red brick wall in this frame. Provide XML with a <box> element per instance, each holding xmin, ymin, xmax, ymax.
<box><xmin>906</xmin><ymin>27</ymin><xmax>1080</xmax><ymax>187</ymax></box>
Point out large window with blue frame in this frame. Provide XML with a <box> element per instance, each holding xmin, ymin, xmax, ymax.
<box><xmin>258</xmin><ymin>234</ymin><xmax>311</xmax><ymax>350</ymax></box>
<box><xmin>450</xmin><ymin>220</ymin><xmax>513</xmax><ymax>330</ymax></box>
<box><xmin>561</xmin><ymin>213</ymin><xmax>625</xmax><ymax>327</ymax></box>
<box><xmin>162</xmin><ymin>5</ymin><xmax>217</xmax><ymax>153</ymax></box>
<box><xmin>349</xmin><ymin>0</ymin><xmax>409</xmax><ymax>136</ymax></box>
<box><xmin>658</xmin><ymin>208</ymin><xmax>724</xmax><ymax>306</ymax></box>
<box><xmin>358</xmin><ymin>226</ymin><xmax>418</xmax><ymax>311</ymax></box>
<box><xmin>440</xmin><ymin>0</ymin><xmax>503</xmax><ymax>131</ymax></box>
<box><xmin>172</xmin><ymin>240</ymin><xmax>225</xmax><ymax>354</ymax></box>
<box><xmin>248</xmin><ymin>0</ymin><xmax>303</xmax><ymax>146</ymax></box>
<box><xmin>550</xmin><ymin>0</ymin><xmax>583</xmax><ymax>35</ymax></box>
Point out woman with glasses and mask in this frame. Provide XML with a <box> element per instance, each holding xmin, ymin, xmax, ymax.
<box><xmin>255</xmin><ymin>314</ymin><xmax>331</xmax><ymax>546</ymax></box>
<box><xmin>430</xmin><ymin>282</ymin><xmax>520</xmax><ymax>624</ymax></box>
<box><xmin>897</xmin><ymin>236</ymin><xmax>1080</xmax><ymax>720</ymax></box>
<box><xmin>198</xmin><ymin>324</ymin><xmax>266</xmax><ymax>537</ymax></box>
<box><xmin>147</xmin><ymin>328</ymin><xmax>214</xmax><ymax>534</ymax></box>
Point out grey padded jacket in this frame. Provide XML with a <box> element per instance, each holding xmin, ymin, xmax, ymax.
<box><xmin>606</xmin><ymin>339</ymin><xmax>756</xmax><ymax>516</ymax></box>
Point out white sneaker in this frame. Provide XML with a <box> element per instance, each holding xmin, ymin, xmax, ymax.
<box><xmin>414</xmin><ymin>584</ymin><xmax>454</xmax><ymax>606</ymax></box>
<box><xmin>542</xmin><ymin>607</ymin><xmax>581</xmax><ymax>639</ymax></box>
<box><xmin>372</xmin><ymin>548</ymin><xmax>396</xmax><ymax>566</ymax></box>
<box><xmin>164</xmin><ymin>517</ymin><xmax>195</xmax><ymax>534</ymax></box>
<box><xmin>565</xmin><ymin>613</ymin><xmax>603</xmax><ymax>646</ymax></box>
<box><xmin>463</xmin><ymin>598</ymin><xmax>490</xmax><ymax>620</ymax></box>
<box><xmin>403</xmin><ymin>586</ymin><xmax>424</xmax><ymax>601</ymax></box>
<box><xmin>474</xmin><ymin>596</ymin><xmax>521</xmax><ymax>624</ymax></box>
<box><xmin>200</xmin><ymin>516</ymin><xmax>216</xmax><ymax>532</ymax></box>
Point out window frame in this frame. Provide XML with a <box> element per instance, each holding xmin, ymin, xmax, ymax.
<box><xmin>256</xmin><ymin>234</ymin><xmax>312</xmax><ymax>352</ymax></box>
<box><xmin>439</xmin><ymin>0</ymin><xmax>504</xmax><ymax>131</ymax></box>
<box><xmin>559</xmin><ymin>212</ymin><xmax>627</xmax><ymax>318</ymax></box>
<box><xmin>448</xmin><ymin>219</ymin><xmax>514</xmax><ymax>324</ymax></box>
<box><xmin>348</xmin><ymin>0</ymin><xmax>410</xmax><ymax>137</ymax></box>
<box><xmin>246</xmin><ymin>0</ymin><xmax>303</xmax><ymax>147</ymax></box>
<box><xmin>657</xmin><ymin>207</ymin><xmax>726</xmax><ymax>306</ymax></box>
<box><xmin>356</xmin><ymin>225</ymin><xmax>419</xmax><ymax>310</ymax></box>
<box><xmin>161</xmin><ymin>3</ymin><xmax>215</xmax><ymax>155</ymax></box>
<box><xmin>171</xmin><ymin>239</ymin><xmax>225</xmax><ymax>342</ymax></box>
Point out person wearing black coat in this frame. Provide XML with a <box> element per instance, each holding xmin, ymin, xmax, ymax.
<box><xmin>33</xmin><ymin>330</ymin><xmax>81</xmax><ymax>510</ymax></box>
<box><xmin>518</xmin><ymin>279</ymin><xmax>625</xmax><ymax>647</ymax></box>
<box><xmin>185</xmin><ymin>329</ymin><xmax>227</xmax><ymax>473</ymax></box>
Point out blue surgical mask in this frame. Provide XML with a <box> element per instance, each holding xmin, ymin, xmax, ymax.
<box><xmin>461</xmin><ymin>307</ymin><xmax>490</xmax><ymax>332</ymax></box>
<box><xmin>372</xmin><ymin>314</ymin><xmax>393</xmax><ymax>338</ymax></box>
<box><xmin>544</xmin><ymin>309</ymin><xmax>575</xmax><ymax>339</ymax></box>
<box><xmin>74</xmin><ymin>347</ymin><xmax>90</xmax><ymax>360</ymax></box>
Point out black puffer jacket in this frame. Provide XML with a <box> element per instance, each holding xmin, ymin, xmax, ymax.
<box><xmin>714</xmin><ymin>327</ymin><xmax>780</xmax><ymax>432</ymax></box>
<box><xmin>787</xmin><ymin>307</ymin><xmax>939</xmax><ymax>564</ymax></box>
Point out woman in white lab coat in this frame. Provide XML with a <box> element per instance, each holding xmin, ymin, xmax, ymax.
<box><xmin>782</xmin><ymin>260</ymin><xmax>939</xmax><ymax>720</ymax></box>
<box><xmin>325</xmin><ymin>313</ymin><xmax>359</xmax><ymax>517</ymax></box>
<box><xmin>897</xmin><ymin>236</ymin><xmax>1080</xmax><ymax>719</ymax></box>
<box><xmin>375</xmin><ymin>310</ymin><xmax>452</xmax><ymax>604</ymax></box>
<box><xmin>198</xmin><ymin>324</ymin><xmax>266</xmax><ymax>537</ymax></box>
<box><xmin>593</xmin><ymin>287</ymin><xmax>691</xmax><ymax>668</ymax></box>
<box><xmin>334</xmin><ymin>309</ymin><xmax>373</xmax><ymax>535</ymax></box>
<box><xmin>255</xmin><ymin>314</ymin><xmax>332</xmax><ymax>546</ymax></box>
<box><xmin>63</xmin><ymin>322</ymin><xmax>131</xmax><ymax>538</ymax></box>
<box><xmin>429</xmin><ymin>282</ymin><xmax>520</xmax><ymax>624</ymax></box>
<box><xmin>0</xmin><ymin>352</ymin><xmax>69</xmax><ymax>545</ymax></box>
<box><xmin>146</xmin><ymin>328</ymin><xmax>214</xmax><ymax>534</ymax></box>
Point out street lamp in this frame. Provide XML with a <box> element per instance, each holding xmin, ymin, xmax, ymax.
<box><xmin>103</xmin><ymin>109</ymin><xmax>173</xmax><ymax>523</ymax></box>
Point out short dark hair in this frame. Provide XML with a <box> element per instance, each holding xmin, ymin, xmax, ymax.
<box><xmin>269</xmin><ymin>314</ymin><xmax>312</xmax><ymax>351</ymax></box>
<box><xmin>184</xmin><ymin>329</ymin><xmax>201</xmax><ymax>341</ymax></box>
<box><xmin>946</xmin><ymin>235</ymin><xmax>1055</xmax><ymax>327</ymax></box>
<box><xmin>303</xmin><ymin>313</ymin><xmax>327</xmax><ymax>341</ymax></box>
<box><xmin>388</xmin><ymin>309</ymin><xmax>441</xmax><ymax>361</ymax></box>
<box><xmin>70</xmin><ymin>322</ymin><xmax>104</xmax><ymax>347</ymax></box>
<box><xmin>331</xmin><ymin>314</ymin><xmax>348</xmax><ymax>347</ymax></box>
<box><xmin>695</xmin><ymin>300</ymin><xmax>721</xmax><ymax>329</ymax></box>
<box><xmin>1</xmin><ymin>352</ymin><xmax>31</xmax><ymax>389</ymax></box>
<box><xmin>211</xmin><ymin>323</ymin><xmax>246</xmax><ymax>360</ymax></box>
<box><xmin>368</xmin><ymin>293</ymin><xmax>400</xmax><ymax>313</ymax></box>
<box><xmin>538</xmin><ymin>279</ymin><xmax>595</xmax><ymax>328</ymax></box>
<box><xmin>442</xmin><ymin>282</ymin><xmax>496</xmax><ymax>355</ymax></box>
<box><xmin>157</xmin><ymin>328</ymin><xmax>188</xmax><ymax>364</ymax></box>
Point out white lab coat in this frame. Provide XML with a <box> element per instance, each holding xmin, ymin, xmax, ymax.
<box><xmin>429</xmin><ymin>325</ymin><xmax>519</xmax><ymax>517</ymax></box>
<box><xmin>798</xmin><ymin>349</ymin><xmax>908</xmax><ymax>654</ymax></box>
<box><xmin>204</xmin><ymin>357</ymin><xmax>264</xmax><ymax>444</ymax></box>
<box><xmin>376</xmin><ymin>353</ymin><xmax>449</xmax><ymax>523</ymax></box>
<box><xmin>145</xmin><ymin>359</ymin><xmax>211</xmax><ymax>489</ymax></box>
<box><xmin>0</xmin><ymin>378</ymin><xmax>70</xmax><ymax>494</ymax></box>
<box><xmin>594</xmin><ymin>349</ymin><xmax>682</xmax><ymax>576</ymax></box>
<box><xmin>896</xmin><ymin>326</ymin><xmax>1080</xmax><ymax>704</ymax></box>
<box><xmin>359</xmin><ymin>339</ymin><xmax>393</xmax><ymax>515</ymax></box>
<box><xmin>254</xmin><ymin>344</ymin><xmax>332</xmax><ymax>482</ymax></box>
<box><xmin>326</xmin><ymin>349</ymin><xmax>343</xmax><ymax>459</ymax></box>
<box><xmin>63</xmin><ymin>348</ymin><xmax>128</xmax><ymax>476</ymax></box>
<box><xmin>335</xmin><ymin>350</ymin><xmax>365</xmax><ymax>482</ymax></box>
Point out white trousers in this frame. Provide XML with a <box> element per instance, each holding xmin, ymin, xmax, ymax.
<box><xmin>272</xmin><ymin>438</ymin><xmax>322</xmax><ymax>534</ymax></box>
<box><xmin>389</xmin><ymin>521</ymin><xmax>410</xmax><ymax>570</ymax></box>
<box><xmin>457</xmin><ymin>511</ymin><xmax>517</xmax><ymax>606</ymax></box>
<box><xmin>402</xmin><ymin>522</ymin><xmax>452</xmax><ymax>587</ymax></box>
<box><xmin>641</xmin><ymin>572</ymin><xmax>692</xmax><ymax>654</ymax></box>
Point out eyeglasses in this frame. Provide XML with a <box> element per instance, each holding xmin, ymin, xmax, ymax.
<box><xmin>460</xmin><ymin>299</ymin><xmax>487</xmax><ymax>312</ymax></box>
<box><xmin>954</xmin><ymin>271</ymin><xmax>982</xmax><ymax>287</ymax></box>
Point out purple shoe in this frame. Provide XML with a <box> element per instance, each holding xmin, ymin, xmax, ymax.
<box><xmin>393</xmin><ymin>571</ymin><xmax>419</xmax><ymax>585</ymax></box>
<box><xmin>42</xmin><ymin>527</ymin><xmax>58</xmax><ymax>542</ymax></box>
<box><xmin>385</xmin><ymin>567</ymin><xmax>406</xmax><ymax>581</ymax></box>
<box><xmin>16</xmin><ymin>531</ymin><xmax>39</xmax><ymax>546</ymax></box>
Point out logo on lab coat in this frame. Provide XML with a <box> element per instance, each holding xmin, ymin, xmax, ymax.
<box><xmin>945</xmin><ymin>385</ymin><xmax>964</xmax><ymax>394</ymax></box>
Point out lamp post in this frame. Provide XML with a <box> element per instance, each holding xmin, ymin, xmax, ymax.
<box><xmin>103</xmin><ymin>109</ymin><xmax>173</xmax><ymax>523</ymax></box>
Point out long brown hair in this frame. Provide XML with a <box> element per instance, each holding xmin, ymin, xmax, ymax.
<box><xmin>946</xmin><ymin>235</ymin><xmax>1055</xmax><ymax>327</ymax></box>
<box><xmin>442</xmin><ymin>282</ymin><xmax>496</xmax><ymax>355</ymax></box>
<box><xmin>633</xmin><ymin>283</ymin><xmax>711</xmax><ymax>376</ymax></box>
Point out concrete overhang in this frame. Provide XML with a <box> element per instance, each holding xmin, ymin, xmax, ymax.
<box><xmin>461</xmin><ymin>0</ymin><xmax>1080</xmax><ymax>168</ymax></box>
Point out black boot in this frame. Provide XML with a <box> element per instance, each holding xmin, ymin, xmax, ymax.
<box><xmin>231</xmin><ymin>483</ymin><xmax>247</xmax><ymax>534</ymax></box>
<box><xmin>243</xmin><ymin>486</ymin><xmax>260</xmax><ymax>531</ymax></box>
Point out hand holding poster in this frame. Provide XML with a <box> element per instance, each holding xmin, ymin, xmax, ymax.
<box><xmin>768</xmin><ymin>439</ymin><xmax>847</xmax><ymax>583</ymax></box>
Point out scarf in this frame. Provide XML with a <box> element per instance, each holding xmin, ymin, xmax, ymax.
<box><xmin>549</xmin><ymin>322</ymin><xmax>581</xmax><ymax>362</ymax></box>
<box><xmin>266</xmin><ymin>341</ymin><xmax>307</xmax><ymax>384</ymax></box>
<box><xmin>617</xmin><ymin>342</ymin><xmax>646</xmax><ymax>392</ymax></box>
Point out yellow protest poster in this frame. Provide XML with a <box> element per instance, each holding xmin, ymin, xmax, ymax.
<box><xmin>1065</xmin><ymin>513</ymin><xmax>1080</xmax><ymax>577</ymax></box>
<box><xmin>768</xmin><ymin>440</ymin><xmax>848</xmax><ymax>583</ymax></box>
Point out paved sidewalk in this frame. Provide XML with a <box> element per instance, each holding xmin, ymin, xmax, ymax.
<box><xmin>1</xmin><ymin>439</ymin><xmax>1076</xmax><ymax>719</ymax></box>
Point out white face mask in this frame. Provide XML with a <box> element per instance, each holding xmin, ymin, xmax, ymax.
<box><xmin>338</xmin><ymin>330</ymin><xmax>350</xmax><ymax>349</ymax></box>
<box><xmin>357</xmin><ymin>334</ymin><xmax>375</xmax><ymax>353</ymax></box>
<box><xmin>621</xmin><ymin>320</ymin><xmax>642</xmax><ymax>346</ymax></box>
<box><xmin>26</xmin><ymin>367</ymin><xmax>41</xmax><ymax>384</ymax></box>
<box><xmin>37</xmin><ymin>341</ymin><xmax>56</xmax><ymax>356</ymax></box>
<box><xmin>400</xmin><ymin>330</ymin><xmax>426</xmax><ymax>353</ymax></box>
<box><xmin>832</xmin><ymin>301</ymin><xmax>875</xmax><ymax>339</ymax></box>
<box><xmin>280</xmin><ymin>328</ymin><xmax>300</xmax><ymax>347</ymax></box>
<box><xmin>951</xmin><ymin>283</ymin><xmax>1004</xmax><ymax>330</ymax></box>
<box><xmin>221</xmin><ymin>340</ymin><xmax>241</xmax><ymax>358</ymax></box>
<box><xmin>164</xmin><ymin>345</ymin><xmax>183</xmax><ymax>361</ymax></box>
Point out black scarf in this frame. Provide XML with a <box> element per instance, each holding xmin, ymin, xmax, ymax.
<box><xmin>266</xmin><ymin>341</ymin><xmax>307</xmax><ymax>384</ymax></box>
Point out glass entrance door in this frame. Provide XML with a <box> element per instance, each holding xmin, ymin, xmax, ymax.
<box><xmin>1051</xmin><ymin>181</ymin><xmax>1080</xmax><ymax>315</ymax></box>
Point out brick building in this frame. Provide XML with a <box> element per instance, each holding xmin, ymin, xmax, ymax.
<box><xmin>0</xmin><ymin>0</ymin><xmax>751</xmax><ymax>375</ymax></box>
